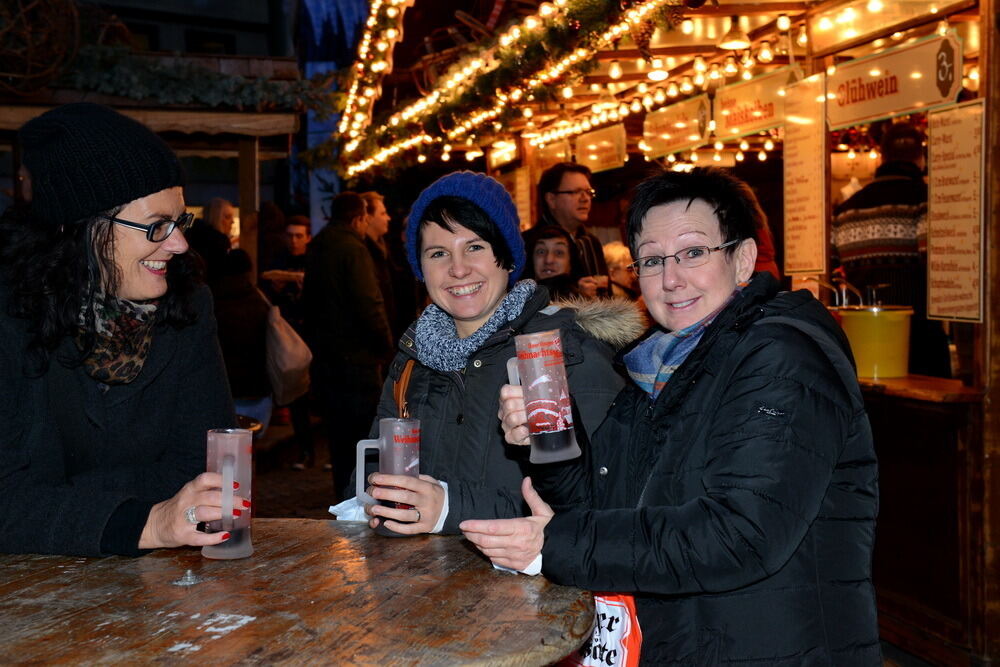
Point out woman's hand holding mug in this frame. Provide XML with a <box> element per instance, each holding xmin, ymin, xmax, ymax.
<box><xmin>498</xmin><ymin>383</ymin><xmax>531</xmax><ymax>446</ymax></box>
<box><xmin>366</xmin><ymin>473</ymin><xmax>446</xmax><ymax>535</ymax></box>
<box><xmin>139</xmin><ymin>472</ymin><xmax>249</xmax><ymax>549</ymax></box>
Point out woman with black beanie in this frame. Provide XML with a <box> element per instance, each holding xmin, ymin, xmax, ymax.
<box><xmin>0</xmin><ymin>103</ymin><xmax>240</xmax><ymax>557</ymax></box>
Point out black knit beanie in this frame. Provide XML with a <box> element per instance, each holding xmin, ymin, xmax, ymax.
<box><xmin>19</xmin><ymin>103</ymin><xmax>183</xmax><ymax>227</ymax></box>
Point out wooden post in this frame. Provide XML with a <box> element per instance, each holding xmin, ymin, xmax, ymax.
<box><xmin>238</xmin><ymin>136</ymin><xmax>260</xmax><ymax>282</ymax></box>
<box><xmin>521</xmin><ymin>136</ymin><xmax>538</xmax><ymax>229</ymax></box>
<box><xmin>12</xmin><ymin>141</ymin><xmax>26</xmax><ymax>205</ymax></box>
<box><xmin>979</xmin><ymin>0</ymin><xmax>1000</xmax><ymax>656</ymax></box>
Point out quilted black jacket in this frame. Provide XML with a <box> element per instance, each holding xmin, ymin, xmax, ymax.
<box><xmin>537</xmin><ymin>273</ymin><xmax>881</xmax><ymax>665</ymax></box>
<box><xmin>375</xmin><ymin>285</ymin><xmax>633</xmax><ymax>534</ymax></box>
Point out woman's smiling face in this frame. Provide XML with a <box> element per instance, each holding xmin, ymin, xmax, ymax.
<box><xmin>109</xmin><ymin>186</ymin><xmax>189</xmax><ymax>301</ymax></box>
<box><xmin>420</xmin><ymin>220</ymin><xmax>510</xmax><ymax>339</ymax></box>
<box><xmin>636</xmin><ymin>199</ymin><xmax>756</xmax><ymax>331</ymax></box>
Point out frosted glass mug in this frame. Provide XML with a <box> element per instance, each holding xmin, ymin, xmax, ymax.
<box><xmin>506</xmin><ymin>329</ymin><xmax>582</xmax><ymax>464</ymax></box>
<box><xmin>202</xmin><ymin>428</ymin><xmax>253</xmax><ymax>559</ymax></box>
<box><xmin>356</xmin><ymin>418</ymin><xmax>420</xmax><ymax>537</ymax></box>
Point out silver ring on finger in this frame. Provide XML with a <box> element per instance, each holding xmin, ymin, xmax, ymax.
<box><xmin>184</xmin><ymin>505</ymin><xmax>199</xmax><ymax>524</ymax></box>
<box><xmin>414</xmin><ymin>509</ymin><xmax>421</xmax><ymax>523</ymax></box>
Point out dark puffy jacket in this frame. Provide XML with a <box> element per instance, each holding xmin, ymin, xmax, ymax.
<box><xmin>375</xmin><ymin>286</ymin><xmax>641</xmax><ymax>533</ymax></box>
<box><xmin>537</xmin><ymin>273</ymin><xmax>881</xmax><ymax>665</ymax></box>
<box><xmin>303</xmin><ymin>224</ymin><xmax>393</xmax><ymax>366</ymax></box>
<box><xmin>213</xmin><ymin>269</ymin><xmax>270</xmax><ymax>400</ymax></box>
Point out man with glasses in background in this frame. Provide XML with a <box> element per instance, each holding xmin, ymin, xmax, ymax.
<box><xmin>536</xmin><ymin>162</ymin><xmax>610</xmax><ymax>296</ymax></box>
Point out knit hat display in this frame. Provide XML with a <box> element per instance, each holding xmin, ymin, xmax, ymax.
<box><xmin>19</xmin><ymin>103</ymin><xmax>183</xmax><ymax>227</ymax></box>
<box><xmin>406</xmin><ymin>171</ymin><xmax>525</xmax><ymax>285</ymax></box>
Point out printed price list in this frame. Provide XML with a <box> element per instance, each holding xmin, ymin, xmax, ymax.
<box><xmin>927</xmin><ymin>100</ymin><xmax>984</xmax><ymax>322</ymax></box>
<box><xmin>783</xmin><ymin>75</ymin><xmax>827</xmax><ymax>275</ymax></box>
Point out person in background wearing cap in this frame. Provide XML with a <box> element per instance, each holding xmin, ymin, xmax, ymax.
<box><xmin>831</xmin><ymin>120</ymin><xmax>950</xmax><ymax>377</ymax></box>
<box><xmin>358</xmin><ymin>171</ymin><xmax>643</xmax><ymax>535</ymax></box>
<box><xmin>0</xmin><ymin>103</ymin><xmax>241</xmax><ymax>557</ymax></box>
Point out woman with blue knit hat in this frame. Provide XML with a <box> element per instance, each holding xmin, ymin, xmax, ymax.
<box><xmin>360</xmin><ymin>171</ymin><xmax>642</xmax><ymax>535</ymax></box>
<box><xmin>0</xmin><ymin>103</ymin><xmax>240</xmax><ymax>557</ymax></box>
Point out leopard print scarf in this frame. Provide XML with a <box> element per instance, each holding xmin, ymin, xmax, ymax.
<box><xmin>77</xmin><ymin>294</ymin><xmax>158</xmax><ymax>384</ymax></box>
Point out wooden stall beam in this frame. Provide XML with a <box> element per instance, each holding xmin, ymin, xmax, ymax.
<box><xmin>238</xmin><ymin>136</ymin><xmax>260</xmax><ymax>282</ymax></box>
<box><xmin>980</xmin><ymin>0</ymin><xmax>1000</xmax><ymax>654</ymax></box>
<box><xmin>809</xmin><ymin>0</ymin><xmax>977</xmax><ymax>59</ymax></box>
<box><xmin>174</xmin><ymin>149</ymin><xmax>288</xmax><ymax>160</ymax></box>
<box><xmin>0</xmin><ymin>106</ymin><xmax>298</xmax><ymax>137</ymax></box>
<box><xmin>593</xmin><ymin>44</ymin><xmax>720</xmax><ymax>60</ymax></box>
<box><xmin>683</xmin><ymin>2</ymin><xmax>809</xmax><ymax>15</ymax></box>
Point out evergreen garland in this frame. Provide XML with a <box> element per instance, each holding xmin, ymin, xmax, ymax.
<box><xmin>60</xmin><ymin>45</ymin><xmax>342</xmax><ymax>116</ymax></box>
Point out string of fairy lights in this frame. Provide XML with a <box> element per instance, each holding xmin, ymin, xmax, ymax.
<box><xmin>338</xmin><ymin>0</ymin><xmax>972</xmax><ymax>178</ymax></box>
<box><xmin>338</xmin><ymin>0</ymin><xmax>411</xmax><ymax>146</ymax></box>
<box><xmin>346</xmin><ymin>0</ymin><xmax>693</xmax><ymax>177</ymax></box>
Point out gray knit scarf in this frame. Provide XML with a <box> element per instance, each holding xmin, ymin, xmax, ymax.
<box><xmin>415</xmin><ymin>279</ymin><xmax>536</xmax><ymax>372</ymax></box>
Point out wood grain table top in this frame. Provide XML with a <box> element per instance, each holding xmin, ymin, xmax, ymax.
<box><xmin>858</xmin><ymin>374</ymin><xmax>983</xmax><ymax>403</ymax></box>
<box><xmin>0</xmin><ymin>519</ymin><xmax>594</xmax><ymax>665</ymax></box>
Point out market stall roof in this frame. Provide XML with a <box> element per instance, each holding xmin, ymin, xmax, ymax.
<box><xmin>333</xmin><ymin>0</ymin><xmax>980</xmax><ymax>178</ymax></box>
<box><xmin>0</xmin><ymin>53</ymin><xmax>305</xmax><ymax>158</ymax></box>
<box><xmin>0</xmin><ymin>104</ymin><xmax>297</xmax><ymax>137</ymax></box>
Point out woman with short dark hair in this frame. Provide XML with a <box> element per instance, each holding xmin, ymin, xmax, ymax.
<box><xmin>0</xmin><ymin>103</ymin><xmax>239</xmax><ymax>557</ymax></box>
<box><xmin>468</xmin><ymin>167</ymin><xmax>881</xmax><ymax>664</ymax></box>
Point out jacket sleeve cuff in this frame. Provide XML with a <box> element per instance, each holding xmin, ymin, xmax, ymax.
<box><xmin>540</xmin><ymin>510</ymin><xmax>580</xmax><ymax>581</ymax></box>
<box><xmin>101</xmin><ymin>499</ymin><xmax>155</xmax><ymax>557</ymax></box>
<box><xmin>430</xmin><ymin>480</ymin><xmax>449</xmax><ymax>533</ymax></box>
<box><xmin>491</xmin><ymin>553</ymin><xmax>542</xmax><ymax>576</ymax></box>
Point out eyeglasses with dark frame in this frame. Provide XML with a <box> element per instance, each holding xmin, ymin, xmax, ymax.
<box><xmin>552</xmin><ymin>188</ymin><xmax>596</xmax><ymax>199</ymax></box>
<box><xmin>629</xmin><ymin>239</ymin><xmax>742</xmax><ymax>277</ymax></box>
<box><xmin>104</xmin><ymin>212</ymin><xmax>195</xmax><ymax>242</ymax></box>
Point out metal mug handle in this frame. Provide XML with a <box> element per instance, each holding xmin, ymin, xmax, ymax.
<box><xmin>221</xmin><ymin>454</ymin><xmax>235</xmax><ymax>531</ymax></box>
<box><xmin>506</xmin><ymin>356</ymin><xmax>520</xmax><ymax>386</ymax></box>
<box><xmin>355</xmin><ymin>439</ymin><xmax>381</xmax><ymax>505</ymax></box>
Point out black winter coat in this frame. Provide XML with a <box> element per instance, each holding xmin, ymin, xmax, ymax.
<box><xmin>303</xmin><ymin>224</ymin><xmax>393</xmax><ymax>367</ymax></box>
<box><xmin>0</xmin><ymin>285</ymin><xmax>236</xmax><ymax>557</ymax></box>
<box><xmin>537</xmin><ymin>274</ymin><xmax>880</xmax><ymax>665</ymax></box>
<box><xmin>376</xmin><ymin>286</ymin><xmax>627</xmax><ymax>534</ymax></box>
<box><xmin>213</xmin><ymin>272</ymin><xmax>270</xmax><ymax>399</ymax></box>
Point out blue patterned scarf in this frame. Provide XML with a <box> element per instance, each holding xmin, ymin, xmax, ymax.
<box><xmin>624</xmin><ymin>288</ymin><xmax>742</xmax><ymax>399</ymax></box>
<box><xmin>415</xmin><ymin>280</ymin><xmax>536</xmax><ymax>372</ymax></box>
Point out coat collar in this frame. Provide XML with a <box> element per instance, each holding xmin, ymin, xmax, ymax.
<box><xmin>645</xmin><ymin>272</ymin><xmax>782</xmax><ymax>418</ymax></box>
<box><xmin>50</xmin><ymin>319</ymin><xmax>181</xmax><ymax>420</ymax></box>
<box><xmin>397</xmin><ymin>284</ymin><xmax>552</xmax><ymax>360</ymax></box>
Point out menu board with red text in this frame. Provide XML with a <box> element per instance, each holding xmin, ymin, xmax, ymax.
<box><xmin>927</xmin><ymin>99</ymin><xmax>984</xmax><ymax>322</ymax></box>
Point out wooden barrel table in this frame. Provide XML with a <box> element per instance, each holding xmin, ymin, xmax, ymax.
<box><xmin>0</xmin><ymin>518</ymin><xmax>594</xmax><ymax>665</ymax></box>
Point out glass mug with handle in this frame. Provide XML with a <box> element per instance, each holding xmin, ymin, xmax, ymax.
<box><xmin>506</xmin><ymin>329</ymin><xmax>582</xmax><ymax>464</ymax></box>
<box><xmin>202</xmin><ymin>428</ymin><xmax>253</xmax><ymax>560</ymax></box>
<box><xmin>356</xmin><ymin>418</ymin><xmax>420</xmax><ymax>537</ymax></box>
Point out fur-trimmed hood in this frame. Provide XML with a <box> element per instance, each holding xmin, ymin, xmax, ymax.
<box><xmin>554</xmin><ymin>296</ymin><xmax>647</xmax><ymax>350</ymax></box>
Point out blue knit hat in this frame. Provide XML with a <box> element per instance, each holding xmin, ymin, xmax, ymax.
<box><xmin>406</xmin><ymin>171</ymin><xmax>525</xmax><ymax>285</ymax></box>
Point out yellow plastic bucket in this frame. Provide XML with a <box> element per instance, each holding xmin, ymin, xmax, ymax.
<box><xmin>836</xmin><ymin>306</ymin><xmax>913</xmax><ymax>379</ymax></box>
